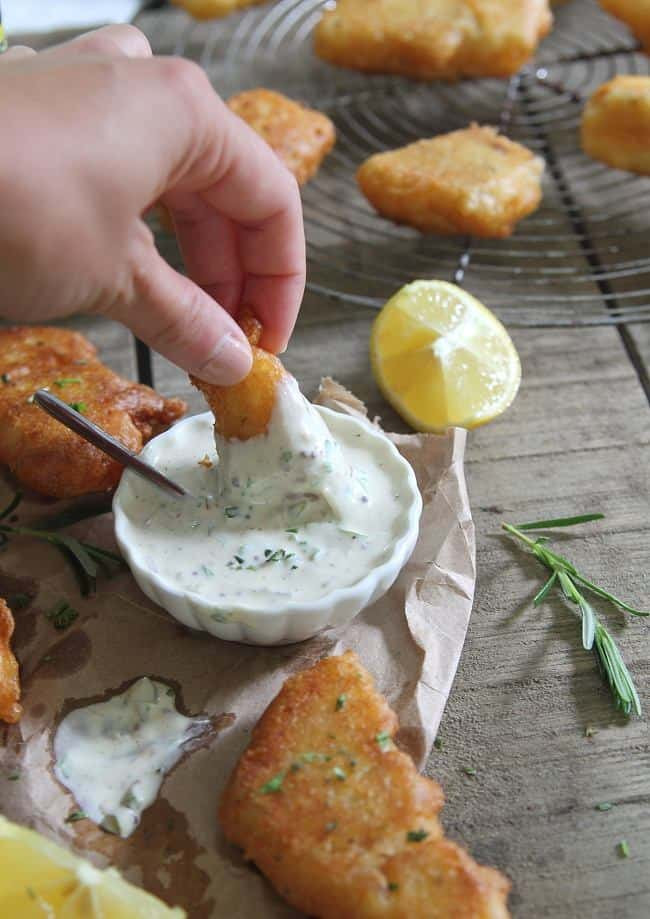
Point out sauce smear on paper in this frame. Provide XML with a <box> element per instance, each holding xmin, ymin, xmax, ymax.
<box><xmin>54</xmin><ymin>677</ymin><xmax>210</xmax><ymax>837</ymax></box>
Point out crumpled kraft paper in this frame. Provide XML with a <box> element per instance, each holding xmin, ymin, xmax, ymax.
<box><xmin>0</xmin><ymin>380</ymin><xmax>475</xmax><ymax>918</ymax></box>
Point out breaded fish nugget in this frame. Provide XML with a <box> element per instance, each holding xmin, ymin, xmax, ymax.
<box><xmin>191</xmin><ymin>311</ymin><xmax>285</xmax><ymax>441</ymax></box>
<box><xmin>314</xmin><ymin>0</ymin><xmax>552</xmax><ymax>81</ymax></box>
<box><xmin>0</xmin><ymin>599</ymin><xmax>21</xmax><ymax>725</ymax></box>
<box><xmin>220</xmin><ymin>652</ymin><xmax>510</xmax><ymax>919</ymax></box>
<box><xmin>228</xmin><ymin>89</ymin><xmax>336</xmax><ymax>186</ymax></box>
<box><xmin>171</xmin><ymin>0</ymin><xmax>267</xmax><ymax>19</ymax></box>
<box><xmin>0</xmin><ymin>327</ymin><xmax>185</xmax><ymax>498</ymax></box>
<box><xmin>581</xmin><ymin>76</ymin><xmax>650</xmax><ymax>175</ymax></box>
<box><xmin>599</xmin><ymin>1</ymin><xmax>650</xmax><ymax>51</ymax></box>
<box><xmin>357</xmin><ymin>124</ymin><xmax>544</xmax><ymax>238</ymax></box>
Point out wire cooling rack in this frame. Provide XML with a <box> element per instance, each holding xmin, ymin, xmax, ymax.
<box><xmin>165</xmin><ymin>0</ymin><xmax>650</xmax><ymax>327</ymax></box>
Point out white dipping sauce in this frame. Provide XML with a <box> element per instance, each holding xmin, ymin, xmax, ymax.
<box><xmin>54</xmin><ymin>678</ymin><xmax>209</xmax><ymax>838</ymax></box>
<box><xmin>124</xmin><ymin>378</ymin><xmax>404</xmax><ymax>608</ymax></box>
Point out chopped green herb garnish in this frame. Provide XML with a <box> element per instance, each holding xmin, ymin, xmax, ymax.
<box><xmin>300</xmin><ymin>752</ymin><xmax>328</xmax><ymax>764</ymax></box>
<box><xmin>264</xmin><ymin>548</ymin><xmax>294</xmax><ymax>563</ymax></box>
<box><xmin>332</xmin><ymin>766</ymin><xmax>346</xmax><ymax>781</ymax></box>
<box><xmin>26</xmin><ymin>887</ymin><xmax>36</xmax><ymax>900</ymax></box>
<box><xmin>434</xmin><ymin>737</ymin><xmax>443</xmax><ymax>751</ymax></box>
<box><xmin>407</xmin><ymin>829</ymin><xmax>429</xmax><ymax>843</ymax></box>
<box><xmin>65</xmin><ymin>810</ymin><xmax>87</xmax><ymax>823</ymax></box>
<box><xmin>335</xmin><ymin>694</ymin><xmax>347</xmax><ymax>711</ymax></box>
<box><xmin>325</xmin><ymin>821</ymin><xmax>337</xmax><ymax>832</ymax></box>
<box><xmin>7</xmin><ymin>772</ymin><xmax>20</xmax><ymax>781</ymax></box>
<box><xmin>280</xmin><ymin>450</ymin><xmax>293</xmax><ymax>464</ymax></box>
<box><xmin>388</xmin><ymin>882</ymin><xmax>399</xmax><ymax>892</ymax></box>
<box><xmin>46</xmin><ymin>601</ymin><xmax>78</xmax><ymax>631</ymax></box>
<box><xmin>503</xmin><ymin>517</ymin><xmax>647</xmax><ymax>716</ymax></box>
<box><xmin>290</xmin><ymin>762</ymin><xmax>302</xmax><ymax>773</ymax></box>
<box><xmin>376</xmin><ymin>731</ymin><xmax>392</xmax><ymax>751</ymax></box>
<box><xmin>1</xmin><ymin>373</ymin><xmax>9</xmax><ymax>384</ymax></box>
<box><xmin>224</xmin><ymin>506</ymin><xmax>240</xmax><ymax>518</ymax></box>
<box><xmin>68</xmin><ymin>402</ymin><xmax>86</xmax><ymax>413</ymax></box>
<box><xmin>617</xmin><ymin>840</ymin><xmax>630</xmax><ymax>858</ymax></box>
<box><xmin>595</xmin><ymin>802</ymin><xmax>613</xmax><ymax>811</ymax></box>
<box><xmin>286</xmin><ymin>527</ymin><xmax>298</xmax><ymax>534</ymax></box>
<box><xmin>200</xmin><ymin>565</ymin><xmax>214</xmax><ymax>576</ymax></box>
<box><xmin>260</xmin><ymin>773</ymin><xmax>284</xmax><ymax>794</ymax></box>
<box><xmin>463</xmin><ymin>767</ymin><xmax>477</xmax><ymax>777</ymax></box>
<box><xmin>8</xmin><ymin>593</ymin><xmax>31</xmax><ymax>610</ymax></box>
<box><xmin>54</xmin><ymin>378</ymin><xmax>82</xmax><ymax>388</ymax></box>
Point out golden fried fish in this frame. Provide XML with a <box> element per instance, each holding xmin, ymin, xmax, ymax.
<box><xmin>0</xmin><ymin>326</ymin><xmax>185</xmax><ymax>498</ymax></box>
<box><xmin>220</xmin><ymin>651</ymin><xmax>510</xmax><ymax>919</ymax></box>
<box><xmin>599</xmin><ymin>1</ymin><xmax>650</xmax><ymax>51</ymax></box>
<box><xmin>228</xmin><ymin>89</ymin><xmax>336</xmax><ymax>186</ymax></box>
<box><xmin>357</xmin><ymin>124</ymin><xmax>545</xmax><ymax>237</ymax></box>
<box><xmin>581</xmin><ymin>75</ymin><xmax>650</xmax><ymax>175</ymax></box>
<box><xmin>171</xmin><ymin>0</ymin><xmax>267</xmax><ymax>19</ymax></box>
<box><xmin>191</xmin><ymin>310</ymin><xmax>285</xmax><ymax>441</ymax></box>
<box><xmin>314</xmin><ymin>0</ymin><xmax>552</xmax><ymax>80</ymax></box>
<box><xmin>0</xmin><ymin>599</ymin><xmax>21</xmax><ymax>725</ymax></box>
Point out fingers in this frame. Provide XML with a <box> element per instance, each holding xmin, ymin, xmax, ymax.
<box><xmin>153</xmin><ymin>62</ymin><xmax>306</xmax><ymax>353</ymax></box>
<box><xmin>111</xmin><ymin>225</ymin><xmax>252</xmax><ymax>385</ymax></box>
<box><xmin>45</xmin><ymin>24</ymin><xmax>152</xmax><ymax>59</ymax></box>
<box><xmin>0</xmin><ymin>46</ymin><xmax>36</xmax><ymax>63</ymax></box>
<box><xmin>162</xmin><ymin>192</ymin><xmax>244</xmax><ymax>317</ymax></box>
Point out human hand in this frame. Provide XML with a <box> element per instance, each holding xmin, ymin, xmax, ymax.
<box><xmin>0</xmin><ymin>26</ymin><xmax>306</xmax><ymax>383</ymax></box>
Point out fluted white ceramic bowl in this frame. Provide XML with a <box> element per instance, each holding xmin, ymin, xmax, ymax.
<box><xmin>113</xmin><ymin>410</ymin><xmax>421</xmax><ymax>646</ymax></box>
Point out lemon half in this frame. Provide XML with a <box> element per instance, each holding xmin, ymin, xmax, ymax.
<box><xmin>370</xmin><ymin>280</ymin><xmax>521</xmax><ymax>432</ymax></box>
<box><xmin>0</xmin><ymin>815</ymin><xmax>185</xmax><ymax>918</ymax></box>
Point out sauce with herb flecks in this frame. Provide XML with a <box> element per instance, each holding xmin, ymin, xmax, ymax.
<box><xmin>54</xmin><ymin>678</ymin><xmax>209</xmax><ymax>838</ymax></box>
<box><xmin>123</xmin><ymin>379</ymin><xmax>403</xmax><ymax>607</ymax></box>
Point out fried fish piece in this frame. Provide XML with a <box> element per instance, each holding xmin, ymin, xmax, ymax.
<box><xmin>220</xmin><ymin>651</ymin><xmax>510</xmax><ymax>919</ymax></box>
<box><xmin>0</xmin><ymin>599</ymin><xmax>21</xmax><ymax>725</ymax></box>
<box><xmin>171</xmin><ymin>0</ymin><xmax>267</xmax><ymax>19</ymax></box>
<box><xmin>228</xmin><ymin>89</ymin><xmax>336</xmax><ymax>186</ymax></box>
<box><xmin>314</xmin><ymin>0</ymin><xmax>552</xmax><ymax>81</ymax></box>
<box><xmin>599</xmin><ymin>1</ymin><xmax>650</xmax><ymax>51</ymax></box>
<box><xmin>0</xmin><ymin>326</ymin><xmax>186</xmax><ymax>498</ymax></box>
<box><xmin>357</xmin><ymin>124</ymin><xmax>545</xmax><ymax>237</ymax></box>
<box><xmin>581</xmin><ymin>76</ymin><xmax>650</xmax><ymax>175</ymax></box>
<box><xmin>191</xmin><ymin>310</ymin><xmax>285</xmax><ymax>441</ymax></box>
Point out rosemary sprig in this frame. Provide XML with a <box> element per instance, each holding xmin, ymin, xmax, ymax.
<box><xmin>503</xmin><ymin>515</ymin><xmax>647</xmax><ymax>716</ymax></box>
<box><xmin>0</xmin><ymin>491</ymin><xmax>125</xmax><ymax>595</ymax></box>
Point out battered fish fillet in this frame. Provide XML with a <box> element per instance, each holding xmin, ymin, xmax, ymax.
<box><xmin>0</xmin><ymin>327</ymin><xmax>186</xmax><ymax>498</ymax></box>
<box><xmin>0</xmin><ymin>599</ymin><xmax>21</xmax><ymax>725</ymax></box>
<box><xmin>191</xmin><ymin>311</ymin><xmax>285</xmax><ymax>441</ymax></box>
<box><xmin>599</xmin><ymin>1</ymin><xmax>650</xmax><ymax>52</ymax></box>
<box><xmin>171</xmin><ymin>0</ymin><xmax>267</xmax><ymax>19</ymax></box>
<box><xmin>357</xmin><ymin>124</ymin><xmax>545</xmax><ymax>237</ymax></box>
<box><xmin>228</xmin><ymin>89</ymin><xmax>336</xmax><ymax>186</ymax></box>
<box><xmin>220</xmin><ymin>652</ymin><xmax>510</xmax><ymax>919</ymax></box>
<box><xmin>314</xmin><ymin>0</ymin><xmax>552</xmax><ymax>81</ymax></box>
<box><xmin>581</xmin><ymin>76</ymin><xmax>650</xmax><ymax>175</ymax></box>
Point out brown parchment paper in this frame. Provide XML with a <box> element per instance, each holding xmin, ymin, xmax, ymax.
<box><xmin>0</xmin><ymin>381</ymin><xmax>475</xmax><ymax>918</ymax></box>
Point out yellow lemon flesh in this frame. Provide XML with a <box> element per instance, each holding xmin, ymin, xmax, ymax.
<box><xmin>0</xmin><ymin>815</ymin><xmax>185</xmax><ymax>918</ymax></box>
<box><xmin>370</xmin><ymin>280</ymin><xmax>521</xmax><ymax>432</ymax></box>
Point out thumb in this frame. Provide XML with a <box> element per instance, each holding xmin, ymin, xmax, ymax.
<box><xmin>110</xmin><ymin>244</ymin><xmax>252</xmax><ymax>385</ymax></box>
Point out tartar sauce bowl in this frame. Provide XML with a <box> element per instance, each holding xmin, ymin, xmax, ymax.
<box><xmin>113</xmin><ymin>410</ymin><xmax>422</xmax><ymax>646</ymax></box>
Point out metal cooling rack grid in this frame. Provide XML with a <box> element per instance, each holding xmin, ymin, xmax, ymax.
<box><xmin>147</xmin><ymin>0</ymin><xmax>650</xmax><ymax>331</ymax></box>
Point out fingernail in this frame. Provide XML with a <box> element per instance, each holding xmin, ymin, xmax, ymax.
<box><xmin>197</xmin><ymin>332</ymin><xmax>252</xmax><ymax>385</ymax></box>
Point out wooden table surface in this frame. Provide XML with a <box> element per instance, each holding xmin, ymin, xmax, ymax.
<box><xmin>12</xmin><ymin>4</ymin><xmax>650</xmax><ymax>917</ymax></box>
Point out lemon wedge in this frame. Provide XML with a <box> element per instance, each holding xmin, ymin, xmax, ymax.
<box><xmin>0</xmin><ymin>815</ymin><xmax>185</xmax><ymax>918</ymax></box>
<box><xmin>370</xmin><ymin>280</ymin><xmax>521</xmax><ymax>431</ymax></box>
